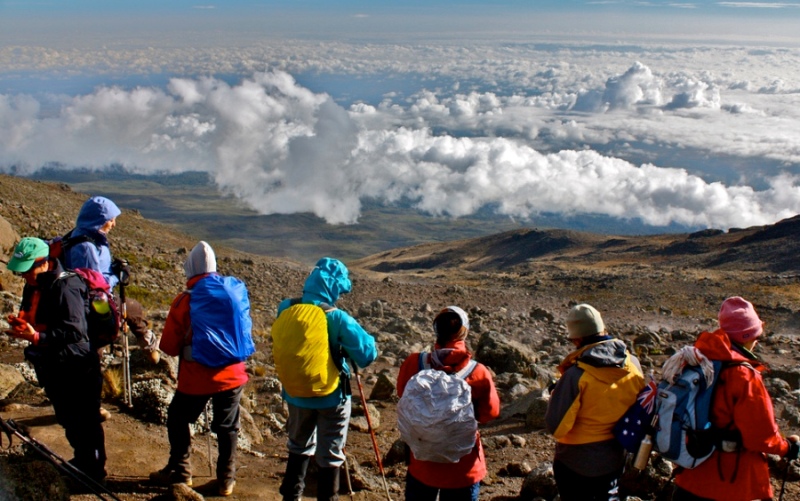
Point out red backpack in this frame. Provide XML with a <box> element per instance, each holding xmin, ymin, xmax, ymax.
<box><xmin>48</xmin><ymin>229</ymin><xmax>96</xmax><ymax>266</ymax></box>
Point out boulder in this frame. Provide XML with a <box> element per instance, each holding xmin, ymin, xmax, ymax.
<box><xmin>0</xmin><ymin>456</ymin><xmax>70</xmax><ymax>500</ymax></box>
<box><xmin>518</xmin><ymin>461</ymin><xmax>558</xmax><ymax>501</ymax></box>
<box><xmin>475</xmin><ymin>330</ymin><xmax>538</xmax><ymax>374</ymax></box>
<box><xmin>368</xmin><ymin>372</ymin><xmax>396</xmax><ymax>401</ymax></box>
<box><xmin>0</xmin><ymin>364</ymin><xmax>26</xmax><ymax>399</ymax></box>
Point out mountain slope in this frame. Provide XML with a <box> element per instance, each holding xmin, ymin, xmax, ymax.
<box><xmin>352</xmin><ymin>215</ymin><xmax>800</xmax><ymax>274</ymax></box>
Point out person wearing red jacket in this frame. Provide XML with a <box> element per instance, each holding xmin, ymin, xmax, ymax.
<box><xmin>396</xmin><ymin>306</ymin><xmax>501</xmax><ymax>501</ymax></box>
<box><xmin>149</xmin><ymin>241</ymin><xmax>249</xmax><ymax>497</ymax></box>
<box><xmin>673</xmin><ymin>297</ymin><xmax>799</xmax><ymax>501</ymax></box>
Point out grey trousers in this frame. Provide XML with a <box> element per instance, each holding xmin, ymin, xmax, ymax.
<box><xmin>285</xmin><ymin>399</ymin><xmax>352</xmax><ymax>468</ymax></box>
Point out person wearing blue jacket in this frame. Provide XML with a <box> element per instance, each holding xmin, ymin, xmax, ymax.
<box><xmin>275</xmin><ymin>257</ymin><xmax>377</xmax><ymax>501</ymax></box>
<box><xmin>65</xmin><ymin>196</ymin><xmax>159</xmax><ymax>364</ymax></box>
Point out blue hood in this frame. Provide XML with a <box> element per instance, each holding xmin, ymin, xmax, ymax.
<box><xmin>301</xmin><ymin>257</ymin><xmax>352</xmax><ymax>305</ymax></box>
<box><xmin>75</xmin><ymin>196</ymin><xmax>121</xmax><ymax>232</ymax></box>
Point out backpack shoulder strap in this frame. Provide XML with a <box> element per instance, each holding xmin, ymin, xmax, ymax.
<box><xmin>63</xmin><ymin>233</ymin><xmax>96</xmax><ymax>249</ymax></box>
<box><xmin>286</xmin><ymin>298</ymin><xmax>337</xmax><ymax>314</ymax></box>
<box><xmin>455</xmin><ymin>360</ymin><xmax>479</xmax><ymax>379</ymax></box>
<box><xmin>52</xmin><ymin>270</ymin><xmax>79</xmax><ymax>288</ymax></box>
<box><xmin>418</xmin><ymin>351</ymin><xmax>430</xmax><ymax>371</ymax></box>
<box><xmin>318</xmin><ymin>302</ymin><xmax>337</xmax><ymax>313</ymax></box>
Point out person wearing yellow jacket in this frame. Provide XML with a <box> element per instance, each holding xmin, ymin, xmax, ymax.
<box><xmin>545</xmin><ymin>304</ymin><xmax>645</xmax><ymax>501</ymax></box>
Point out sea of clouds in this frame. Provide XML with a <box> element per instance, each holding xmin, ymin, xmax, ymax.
<box><xmin>2</xmin><ymin>41</ymin><xmax>800</xmax><ymax>229</ymax></box>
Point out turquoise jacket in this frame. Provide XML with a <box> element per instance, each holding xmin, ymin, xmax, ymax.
<box><xmin>276</xmin><ymin>257</ymin><xmax>377</xmax><ymax>409</ymax></box>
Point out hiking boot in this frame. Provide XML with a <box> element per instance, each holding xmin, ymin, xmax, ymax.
<box><xmin>149</xmin><ymin>466</ymin><xmax>192</xmax><ymax>486</ymax></box>
<box><xmin>143</xmin><ymin>330</ymin><xmax>161</xmax><ymax>364</ymax></box>
<box><xmin>218</xmin><ymin>478</ymin><xmax>236</xmax><ymax>497</ymax></box>
<box><xmin>99</xmin><ymin>407</ymin><xmax>111</xmax><ymax>422</ymax></box>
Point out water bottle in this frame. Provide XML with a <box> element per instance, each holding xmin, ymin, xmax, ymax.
<box><xmin>633</xmin><ymin>434</ymin><xmax>653</xmax><ymax>470</ymax></box>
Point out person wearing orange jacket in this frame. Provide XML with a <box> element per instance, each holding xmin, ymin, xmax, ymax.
<box><xmin>149</xmin><ymin>241</ymin><xmax>249</xmax><ymax>497</ymax></box>
<box><xmin>396</xmin><ymin>306</ymin><xmax>500</xmax><ymax>501</ymax></box>
<box><xmin>545</xmin><ymin>303</ymin><xmax>645</xmax><ymax>501</ymax></box>
<box><xmin>672</xmin><ymin>297</ymin><xmax>799</xmax><ymax>501</ymax></box>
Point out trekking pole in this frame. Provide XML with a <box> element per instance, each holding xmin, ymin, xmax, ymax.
<box><xmin>205</xmin><ymin>402</ymin><xmax>213</xmax><ymax>477</ymax></box>
<box><xmin>118</xmin><ymin>279</ymin><xmax>132</xmax><ymax>409</ymax></box>
<box><xmin>0</xmin><ymin>418</ymin><xmax>122</xmax><ymax>501</ymax></box>
<box><xmin>352</xmin><ymin>365</ymin><xmax>392</xmax><ymax>501</ymax></box>
<box><xmin>342</xmin><ymin>448</ymin><xmax>356</xmax><ymax>501</ymax></box>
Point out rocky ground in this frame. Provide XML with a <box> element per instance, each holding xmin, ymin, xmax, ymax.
<box><xmin>0</xmin><ymin>174</ymin><xmax>799</xmax><ymax>500</ymax></box>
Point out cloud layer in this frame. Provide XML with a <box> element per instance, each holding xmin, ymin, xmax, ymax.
<box><xmin>3</xmin><ymin>61</ymin><xmax>800</xmax><ymax>229</ymax></box>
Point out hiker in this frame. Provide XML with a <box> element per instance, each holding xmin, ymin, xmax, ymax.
<box><xmin>64</xmin><ymin>196</ymin><xmax>159</xmax><ymax>364</ymax></box>
<box><xmin>396</xmin><ymin>306</ymin><xmax>501</xmax><ymax>501</ymax></box>
<box><xmin>545</xmin><ymin>303</ymin><xmax>645</xmax><ymax>501</ymax></box>
<box><xmin>671</xmin><ymin>296</ymin><xmax>800</xmax><ymax>501</ymax></box>
<box><xmin>4</xmin><ymin>237</ymin><xmax>107</xmax><ymax>482</ymax></box>
<box><xmin>149</xmin><ymin>241</ymin><xmax>252</xmax><ymax>497</ymax></box>
<box><xmin>273</xmin><ymin>257</ymin><xmax>377</xmax><ymax>501</ymax></box>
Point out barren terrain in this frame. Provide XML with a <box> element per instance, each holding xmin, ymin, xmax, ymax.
<box><xmin>0</xmin><ymin>173</ymin><xmax>798</xmax><ymax>501</ymax></box>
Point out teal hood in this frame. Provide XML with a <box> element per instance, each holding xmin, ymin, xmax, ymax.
<box><xmin>301</xmin><ymin>257</ymin><xmax>352</xmax><ymax>305</ymax></box>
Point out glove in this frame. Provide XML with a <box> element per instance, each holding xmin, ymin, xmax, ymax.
<box><xmin>787</xmin><ymin>438</ymin><xmax>800</xmax><ymax>461</ymax></box>
<box><xmin>112</xmin><ymin>258</ymin><xmax>131</xmax><ymax>285</ymax></box>
<box><xmin>5</xmin><ymin>317</ymin><xmax>39</xmax><ymax>345</ymax></box>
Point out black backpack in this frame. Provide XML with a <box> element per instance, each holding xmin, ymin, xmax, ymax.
<box><xmin>56</xmin><ymin>268</ymin><xmax>121</xmax><ymax>349</ymax></box>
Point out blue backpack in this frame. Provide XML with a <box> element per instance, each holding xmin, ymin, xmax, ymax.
<box><xmin>184</xmin><ymin>274</ymin><xmax>255</xmax><ymax>367</ymax></box>
<box><xmin>652</xmin><ymin>361</ymin><xmax>725</xmax><ymax>468</ymax></box>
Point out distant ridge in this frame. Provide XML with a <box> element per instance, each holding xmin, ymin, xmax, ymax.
<box><xmin>352</xmin><ymin>215</ymin><xmax>800</xmax><ymax>274</ymax></box>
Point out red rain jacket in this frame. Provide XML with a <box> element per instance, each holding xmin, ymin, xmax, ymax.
<box><xmin>397</xmin><ymin>340</ymin><xmax>501</xmax><ymax>489</ymax></box>
<box><xmin>675</xmin><ymin>329</ymin><xmax>790</xmax><ymax>501</ymax></box>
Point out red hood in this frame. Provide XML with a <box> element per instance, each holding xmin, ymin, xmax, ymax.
<box><xmin>430</xmin><ymin>340</ymin><xmax>472</xmax><ymax>372</ymax></box>
<box><xmin>695</xmin><ymin>329</ymin><xmax>763</xmax><ymax>370</ymax></box>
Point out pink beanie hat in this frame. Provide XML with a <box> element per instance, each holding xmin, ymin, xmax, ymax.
<box><xmin>718</xmin><ymin>297</ymin><xmax>763</xmax><ymax>345</ymax></box>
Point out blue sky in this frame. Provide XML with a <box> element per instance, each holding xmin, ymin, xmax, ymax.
<box><xmin>2</xmin><ymin>0</ymin><xmax>800</xmax><ymax>232</ymax></box>
<box><xmin>4</xmin><ymin>1</ymin><xmax>800</xmax><ymax>43</ymax></box>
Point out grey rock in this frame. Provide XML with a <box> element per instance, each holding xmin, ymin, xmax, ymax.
<box><xmin>518</xmin><ymin>462</ymin><xmax>558</xmax><ymax>501</ymax></box>
<box><xmin>0</xmin><ymin>363</ymin><xmax>25</xmax><ymax>399</ymax></box>
<box><xmin>475</xmin><ymin>330</ymin><xmax>538</xmax><ymax>374</ymax></box>
<box><xmin>369</xmin><ymin>372</ymin><xmax>396</xmax><ymax>401</ymax></box>
<box><xmin>0</xmin><ymin>456</ymin><xmax>70</xmax><ymax>500</ymax></box>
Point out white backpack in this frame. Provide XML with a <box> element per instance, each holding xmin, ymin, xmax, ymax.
<box><xmin>397</xmin><ymin>352</ymin><xmax>479</xmax><ymax>463</ymax></box>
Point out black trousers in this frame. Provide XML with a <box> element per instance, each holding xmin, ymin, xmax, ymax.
<box><xmin>553</xmin><ymin>459</ymin><xmax>622</xmax><ymax>501</ymax></box>
<box><xmin>166</xmin><ymin>385</ymin><xmax>243</xmax><ymax>481</ymax></box>
<box><xmin>35</xmin><ymin>354</ymin><xmax>106</xmax><ymax>479</ymax></box>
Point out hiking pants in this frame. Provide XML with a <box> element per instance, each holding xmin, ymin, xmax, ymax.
<box><xmin>405</xmin><ymin>473</ymin><xmax>480</xmax><ymax>501</ymax></box>
<box><xmin>166</xmin><ymin>385</ymin><xmax>243</xmax><ymax>481</ymax></box>
<box><xmin>285</xmin><ymin>399</ymin><xmax>351</xmax><ymax>468</ymax></box>
<box><xmin>553</xmin><ymin>459</ymin><xmax>622</xmax><ymax>501</ymax></box>
<box><xmin>35</xmin><ymin>355</ymin><xmax>106</xmax><ymax>480</ymax></box>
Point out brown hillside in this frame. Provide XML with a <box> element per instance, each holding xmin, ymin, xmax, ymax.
<box><xmin>351</xmin><ymin>216</ymin><xmax>800</xmax><ymax>274</ymax></box>
<box><xmin>0</xmin><ymin>173</ymin><xmax>798</xmax><ymax>501</ymax></box>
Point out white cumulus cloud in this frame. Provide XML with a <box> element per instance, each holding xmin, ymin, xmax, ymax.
<box><xmin>3</xmin><ymin>70</ymin><xmax>800</xmax><ymax>229</ymax></box>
